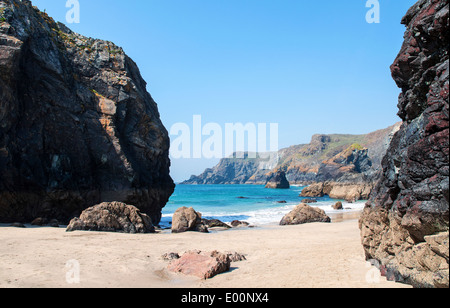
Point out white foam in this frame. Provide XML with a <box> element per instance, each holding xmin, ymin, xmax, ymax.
<box><xmin>161</xmin><ymin>200</ymin><xmax>366</xmax><ymax>227</ymax></box>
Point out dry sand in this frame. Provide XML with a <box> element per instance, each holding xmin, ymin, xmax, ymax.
<box><xmin>0</xmin><ymin>215</ymin><xmax>411</xmax><ymax>288</ymax></box>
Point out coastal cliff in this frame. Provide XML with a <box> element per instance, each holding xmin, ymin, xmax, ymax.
<box><xmin>359</xmin><ymin>0</ymin><xmax>449</xmax><ymax>288</ymax></box>
<box><xmin>183</xmin><ymin>124</ymin><xmax>401</xmax><ymax>201</ymax></box>
<box><xmin>0</xmin><ymin>0</ymin><xmax>174</xmax><ymax>224</ymax></box>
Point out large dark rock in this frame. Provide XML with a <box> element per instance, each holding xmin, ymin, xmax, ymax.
<box><xmin>359</xmin><ymin>0</ymin><xmax>449</xmax><ymax>288</ymax></box>
<box><xmin>0</xmin><ymin>0</ymin><xmax>174</xmax><ymax>224</ymax></box>
<box><xmin>66</xmin><ymin>202</ymin><xmax>155</xmax><ymax>233</ymax></box>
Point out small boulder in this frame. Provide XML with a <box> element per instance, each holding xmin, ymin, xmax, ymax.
<box><xmin>167</xmin><ymin>250</ymin><xmax>231</xmax><ymax>279</ymax></box>
<box><xmin>162</xmin><ymin>252</ymin><xmax>180</xmax><ymax>261</ymax></box>
<box><xmin>31</xmin><ymin>217</ymin><xmax>47</xmax><ymax>226</ymax></box>
<box><xmin>280</xmin><ymin>203</ymin><xmax>331</xmax><ymax>225</ymax></box>
<box><xmin>230</xmin><ymin>220</ymin><xmax>250</xmax><ymax>228</ymax></box>
<box><xmin>333</xmin><ymin>201</ymin><xmax>343</xmax><ymax>210</ymax></box>
<box><xmin>225</xmin><ymin>251</ymin><xmax>247</xmax><ymax>262</ymax></box>
<box><xmin>202</xmin><ymin>218</ymin><xmax>231</xmax><ymax>229</ymax></box>
<box><xmin>48</xmin><ymin>219</ymin><xmax>61</xmax><ymax>228</ymax></box>
<box><xmin>171</xmin><ymin>207</ymin><xmax>209</xmax><ymax>233</ymax></box>
<box><xmin>66</xmin><ymin>202</ymin><xmax>155</xmax><ymax>233</ymax></box>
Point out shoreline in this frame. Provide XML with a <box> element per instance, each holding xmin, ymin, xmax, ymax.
<box><xmin>163</xmin><ymin>183</ymin><xmax>368</xmax><ymax>227</ymax></box>
<box><xmin>0</xmin><ymin>215</ymin><xmax>410</xmax><ymax>288</ymax></box>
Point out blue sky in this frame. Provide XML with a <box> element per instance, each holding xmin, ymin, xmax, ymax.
<box><xmin>34</xmin><ymin>0</ymin><xmax>416</xmax><ymax>182</ymax></box>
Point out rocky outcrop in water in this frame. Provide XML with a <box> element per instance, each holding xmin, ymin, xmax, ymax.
<box><xmin>265</xmin><ymin>170</ymin><xmax>290</xmax><ymax>189</ymax></box>
<box><xmin>359</xmin><ymin>0</ymin><xmax>449</xmax><ymax>288</ymax></box>
<box><xmin>0</xmin><ymin>0</ymin><xmax>174</xmax><ymax>224</ymax></box>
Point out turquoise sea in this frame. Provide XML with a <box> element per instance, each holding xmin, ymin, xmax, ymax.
<box><xmin>160</xmin><ymin>184</ymin><xmax>366</xmax><ymax>227</ymax></box>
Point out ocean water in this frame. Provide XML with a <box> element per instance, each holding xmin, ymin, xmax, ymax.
<box><xmin>160</xmin><ymin>184</ymin><xmax>366</xmax><ymax>228</ymax></box>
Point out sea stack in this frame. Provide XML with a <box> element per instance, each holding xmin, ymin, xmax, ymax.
<box><xmin>0</xmin><ymin>0</ymin><xmax>174</xmax><ymax>225</ymax></box>
<box><xmin>265</xmin><ymin>170</ymin><xmax>290</xmax><ymax>189</ymax></box>
<box><xmin>359</xmin><ymin>0</ymin><xmax>449</xmax><ymax>288</ymax></box>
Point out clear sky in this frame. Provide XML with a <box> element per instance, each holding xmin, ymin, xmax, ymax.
<box><xmin>34</xmin><ymin>0</ymin><xmax>416</xmax><ymax>182</ymax></box>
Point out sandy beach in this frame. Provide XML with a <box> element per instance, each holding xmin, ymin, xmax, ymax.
<box><xmin>0</xmin><ymin>215</ymin><xmax>411</xmax><ymax>289</ymax></box>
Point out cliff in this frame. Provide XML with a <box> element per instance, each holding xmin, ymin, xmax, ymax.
<box><xmin>184</xmin><ymin>152</ymin><xmax>265</xmax><ymax>185</ymax></box>
<box><xmin>359</xmin><ymin>0</ymin><xmax>449</xmax><ymax>288</ymax></box>
<box><xmin>183</xmin><ymin>124</ymin><xmax>401</xmax><ymax>201</ymax></box>
<box><xmin>0</xmin><ymin>0</ymin><xmax>175</xmax><ymax>224</ymax></box>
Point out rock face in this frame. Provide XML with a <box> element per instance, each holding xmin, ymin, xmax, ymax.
<box><xmin>265</xmin><ymin>170</ymin><xmax>290</xmax><ymax>189</ymax></box>
<box><xmin>299</xmin><ymin>143</ymin><xmax>378</xmax><ymax>201</ymax></box>
<box><xmin>171</xmin><ymin>207</ymin><xmax>209</xmax><ymax>233</ymax></box>
<box><xmin>167</xmin><ymin>250</ymin><xmax>231</xmax><ymax>280</ymax></box>
<box><xmin>359</xmin><ymin>0</ymin><xmax>449</xmax><ymax>288</ymax></box>
<box><xmin>300</xmin><ymin>182</ymin><xmax>373</xmax><ymax>202</ymax></box>
<box><xmin>184</xmin><ymin>152</ymin><xmax>264</xmax><ymax>185</ymax></box>
<box><xmin>66</xmin><ymin>202</ymin><xmax>155</xmax><ymax>233</ymax></box>
<box><xmin>0</xmin><ymin>0</ymin><xmax>174</xmax><ymax>224</ymax></box>
<box><xmin>280</xmin><ymin>203</ymin><xmax>331</xmax><ymax>225</ymax></box>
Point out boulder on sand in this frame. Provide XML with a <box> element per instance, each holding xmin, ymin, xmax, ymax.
<box><xmin>202</xmin><ymin>218</ymin><xmax>231</xmax><ymax>229</ymax></box>
<box><xmin>230</xmin><ymin>220</ymin><xmax>250</xmax><ymax>228</ymax></box>
<box><xmin>333</xmin><ymin>201</ymin><xmax>343</xmax><ymax>210</ymax></box>
<box><xmin>171</xmin><ymin>207</ymin><xmax>209</xmax><ymax>233</ymax></box>
<box><xmin>280</xmin><ymin>203</ymin><xmax>331</xmax><ymax>225</ymax></box>
<box><xmin>168</xmin><ymin>250</ymin><xmax>231</xmax><ymax>279</ymax></box>
<box><xmin>66</xmin><ymin>202</ymin><xmax>155</xmax><ymax>233</ymax></box>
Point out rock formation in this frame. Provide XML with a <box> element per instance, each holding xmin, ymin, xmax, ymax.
<box><xmin>66</xmin><ymin>201</ymin><xmax>155</xmax><ymax>233</ymax></box>
<box><xmin>167</xmin><ymin>250</ymin><xmax>232</xmax><ymax>280</ymax></box>
<box><xmin>300</xmin><ymin>182</ymin><xmax>373</xmax><ymax>202</ymax></box>
<box><xmin>183</xmin><ymin>152</ymin><xmax>264</xmax><ymax>185</ymax></box>
<box><xmin>280</xmin><ymin>203</ymin><xmax>331</xmax><ymax>225</ymax></box>
<box><xmin>359</xmin><ymin>0</ymin><xmax>449</xmax><ymax>288</ymax></box>
<box><xmin>0</xmin><ymin>0</ymin><xmax>174</xmax><ymax>224</ymax></box>
<box><xmin>171</xmin><ymin>207</ymin><xmax>209</xmax><ymax>233</ymax></box>
<box><xmin>333</xmin><ymin>202</ymin><xmax>343</xmax><ymax>210</ymax></box>
<box><xmin>202</xmin><ymin>218</ymin><xmax>231</xmax><ymax>229</ymax></box>
<box><xmin>265</xmin><ymin>170</ymin><xmax>290</xmax><ymax>189</ymax></box>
